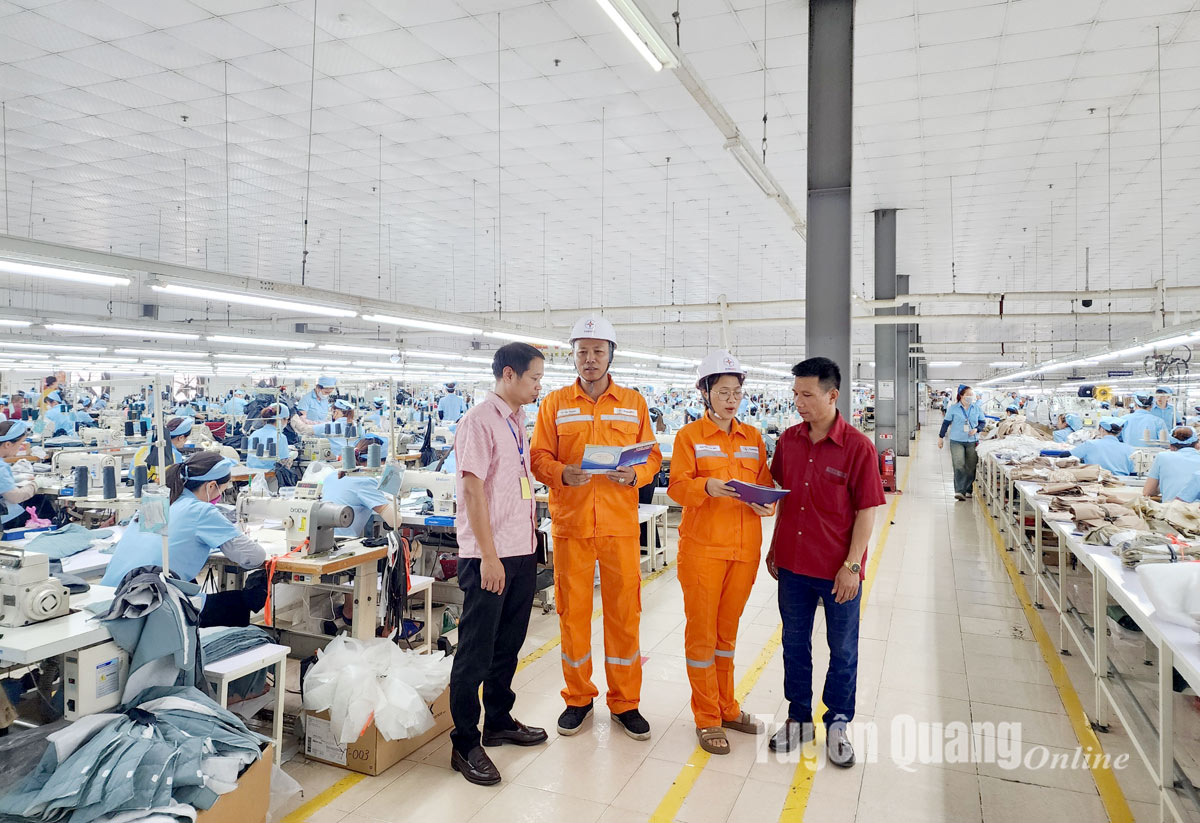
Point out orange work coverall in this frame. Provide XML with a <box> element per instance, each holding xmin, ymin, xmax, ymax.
<box><xmin>531</xmin><ymin>378</ymin><xmax>663</xmax><ymax>713</ymax></box>
<box><xmin>667</xmin><ymin>414</ymin><xmax>773</xmax><ymax>729</ymax></box>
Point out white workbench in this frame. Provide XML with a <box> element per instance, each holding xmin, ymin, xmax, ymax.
<box><xmin>0</xmin><ymin>585</ymin><xmax>116</xmax><ymax>665</ymax></box>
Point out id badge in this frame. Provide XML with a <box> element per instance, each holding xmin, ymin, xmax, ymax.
<box><xmin>962</xmin><ymin>423</ymin><xmax>970</xmax><ymax>436</ymax></box>
<box><xmin>520</xmin><ymin>476</ymin><xmax>532</xmax><ymax>500</ymax></box>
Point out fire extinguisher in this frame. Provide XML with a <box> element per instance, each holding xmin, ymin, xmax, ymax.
<box><xmin>880</xmin><ymin>448</ymin><xmax>897</xmax><ymax>493</ymax></box>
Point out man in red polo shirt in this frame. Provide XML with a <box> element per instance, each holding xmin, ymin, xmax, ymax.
<box><xmin>766</xmin><ymin>357</ymin><xmax>886</xmax><ymax>768</ymax></box>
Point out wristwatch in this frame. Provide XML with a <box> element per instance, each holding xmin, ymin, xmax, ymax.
<box><xmin>843</xmin><ymin>560</ymin><xmax>862</xmax><ymax>574</ymax></box>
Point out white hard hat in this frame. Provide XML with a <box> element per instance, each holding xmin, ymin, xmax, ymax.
<box><xmin>696</xmin><ymin>350</ymin><xmax>747</xmax><ymax>390</ymax></box>
<box><xmin>569</xmin><ymin>315</ymin><xmax>618</xmax><ymax>346</ymax></box>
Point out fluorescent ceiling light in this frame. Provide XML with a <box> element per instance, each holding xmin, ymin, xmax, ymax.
<box><xmin>484</xmin><ymin>331</ymin><xmax>570</xmax><ymax>349</ymax></box>
<box><xmin>724</xmin><ymin>138</ymin><xmax>778</xmax><ymax>198</ymax></box>
<box><xmin>593</xmin><ymin>0</ymin><xmax>678</xmax><ymax>71</ymax></box>
<box><xmin>0</xmin><ymin>319</ymin><xmax>31</xmax><ymax>327</ymax></box>
<box><xmin>46</xmin><ymin>323</ymin><xmax>199</xmax><ymax>340</ymax></box>
<box><xmin>115</xmin><ymin>348</ymin><xmax>208</xmax><ymax>359</ymax></box>
<box><xmin>214</xmin><ymin>353</ymin><xmax>276</xmax><ymax>360</ymax></box>
<box><xmin>403</xmin><ymin>351</ymin><xmax>463</xmax><ymax>361</ymax></box>
<box><xmin>152</xmin><ymin>283</ymin><xmax>356</xmax><ymax>318</ymax></box>
<box><xmin>0</xmin><ymin>341</ymin><xmax>106</xmax><ymax>352</ymax></box>
<box><xmin>927</xmin><ymin>361</ymin><xmax>962</xmax><ymax>367</ymax></box>
<box><xmin>361</xmin><ymin>314</ymin><xmax>481</xmax><ymax>335</ymax></box>
<box><xmin>1154</xmin><ymin>334</ymin><xmax>1193</xmax><ymax>348</ymax></box>
<box><xmin>319</xmin><ymin>344</ymin><xmax>399</xmax><ymax>355</ymax></box>
<box><xmin>0</xmin><ymin>258</ymin><xmax>130</xmax><ymax>287</ymax></box>
<box><xmin>290</xmin><ymin>356</ymin><xmax>352</xmax><ymax>365</ymax></box>
<box><xmin>464</xmin><ymin>356</ymin><xmax>492</xmax><ymax>364</ymax></box>
<box><xmin>763</xmin><ymin>361</ymin><xmax>791</xmax><ymax>368</ymax></box>
<box><xmin>207</xmin><ymin>334</ymin><xmax>313</xmax><ymax>349</ymax></box>
<box><xmin>988</xmin><ymin>361</ymin><xmax>1024</xmax><ymax>368</ymax></box>
<box><xmin>622</xmin><ymin>350</ymin><xmax>663</xmax><ymax>361</ymax></box>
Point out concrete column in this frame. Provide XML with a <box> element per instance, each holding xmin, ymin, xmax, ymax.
<box><xmin>806</xmin><ymin>0</ymin><xmax>854</xmax><ymax>419</ymax></box>
<box><xmin>895</xmin><ymin>274</ymin><xmax>912</xmax><ymax>456</ymax></box>
<box><xmin>873</xmin><ymin>209</ymin><xmax>897</xmax><ymax>453</ymax></box>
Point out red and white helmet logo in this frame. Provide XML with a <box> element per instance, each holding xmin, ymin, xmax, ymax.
<box><xmin>723</xmin><ymin>357</ymin><xmax>735</xmax><ymax>368</ymax></box>
<box><xmin>584</xmin><ymin>320</ymin><xmax>595</xmax><ymax>332</ymax></box>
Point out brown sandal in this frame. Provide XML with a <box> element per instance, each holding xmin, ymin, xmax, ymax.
<box><xmin>696</xmin><ymin>726</ymin><xmax>730</xmax><ymax>755</ymax></box>
<box><xmin>722</xmin><ymin>711</ymin><xmax>765</xmax><ymax>735</ymax></box>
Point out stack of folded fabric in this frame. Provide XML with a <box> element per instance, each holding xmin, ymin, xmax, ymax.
<box><xmin>200</xmin><ymin>626</ymin><xmax>275</xmax><ymax>702</ymax></box>
<box><xmin>24</xmin><ymin>524</ymin><xmax>113</xmax><ymax>560</ymax></box>
<box><xmin>0</xmin><ymin>686</ymin><xmax>267</xmax><ymax>822</ymax></box>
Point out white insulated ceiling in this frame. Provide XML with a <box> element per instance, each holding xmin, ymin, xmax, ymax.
<box><xmin>0</xmin><ymin>0</ymin><xmax>1197</xmax><ymax>363</ymax></box>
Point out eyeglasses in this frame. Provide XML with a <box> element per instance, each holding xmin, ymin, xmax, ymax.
<box><xmin>712</xmin><ymin>389</ymin><xmax>745</xmax><ymax>401</ymax></box>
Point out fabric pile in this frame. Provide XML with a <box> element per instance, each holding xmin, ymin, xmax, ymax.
<box><xmin>986</xmin><ymin>417</ymin><xmax>1052</xmax><ymax>442</ymax></box>
<box><xmin>0</xmin><ymin>686</ymin><xmax>267</xmax><ymax>823</ymax></box>
<box><xmin>302</xmin><ymin>636</ymin><xmax>452</xmax><ymax>744</ymax></box>
<box><xmin>24</xmin><ymin>524</ymin><xmax>113</xmax><ymax>560</ymax></box>
<box><xmin>1130</xmin><ymin>497</ymin><xmax>1200</xmax><ymax>540</ymax></box>
<box><xmin>85</xmin><ymin>567</ymin><xmax>209</xmax><ymax>702</ymax></box>
<box><xmin>200</xmin><ymin>626</ymin><xmax>276</xmax><ymax>702</ymax></box>
<box><xmin>977</xmin><ymin>435</ymin><xmax>1057</xmax><ymax>463</ymax></box>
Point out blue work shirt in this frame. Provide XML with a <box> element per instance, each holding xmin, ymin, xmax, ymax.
<box><xmin>0</xmin><ymin>461</ymin><xmax>26</xmax><ymax>524</ymax></box>
<box><xmin>1052</xmin><ymin>428</ymin><xmax>1074</xmax><ymax>444</ymax></box>
<box><xmin>1172</xmin><ymin>468</ymin><xmax>1200</xmax><ymax>504</ymax></box>
<box><xmin>1147</xmin><ymin>448</ymin><xmax>1200</xmax><ymax>501</ymax></box>
<box><xmin>437</xmin><ymin>393</ymin><xmax>466</xmax><ymax>423</ymax></box>
<box><xmin>1149</xmin><ymin>404</ymin><xmax>1177</xmax><ymax>429</ymax></box>
<box><xmin>224</xmin><ymin>397</ymin><xmax>247</xmax><ymax>416</ymax></box>
<box><xmin>1119</xmin><ymin>410</ymin><xmax>1169</xmax><ymax>447</ymax></box>
<box><xmin>174</xmin><ymin>404</ymin><xmax>196</xmax><ymax>418</ymax></box>
<box><xmin>246</xmin><ymin>425</ymin><xmax>289</xmax><ymax>470</ymax></box>
<box><xmin>45</xmin><ymin>406</ymin><xmax>75</xmax><ymax>436</ymax></box>
<box><xmin>102</xmin><ymin>490</ymin><xmax>243</xmax><ymax>585</ymax></box>
<box><xmin>940</xmin><ymin>402</ymin><xmax>986</xmax><ymax>443</ymax></box>
<box><xmin>298</xmin><ymin>389</ymin><xmax>331</xmax><ymax>423</ymax></box>
<box><xmin>321</xmin><ymin>475</ymin><xmax>389</xmax><ymax>537</ymax></box>
<box><xmin>1070</xmin><ymin>435</ymin><xmax>1136</xmax><ymax>476</ymax></box>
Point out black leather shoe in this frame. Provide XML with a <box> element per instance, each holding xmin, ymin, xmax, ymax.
<box><xmin>768</xmin><ymin>719</ymin><xmax>816</xmax><ymax>753</ymax></box>
<box><xmin>450</xmin><ymin>746</ymin><xmax>501</xmax><ymax>786</ymax></box>
<box><xmin>482</xmin><ymin>721</ymin><xmax>548</xmax><ymax>747</ymax></box>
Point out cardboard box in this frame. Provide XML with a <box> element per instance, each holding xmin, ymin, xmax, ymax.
<box><xmin>304</xmin><ymin>687</ymin><xmax>451</xmax><ymax>776</ymax></box>
<box><xmin>196</xmin><ymin>743</ymin><xmax>274</xmax><ymax>823</ymax></box>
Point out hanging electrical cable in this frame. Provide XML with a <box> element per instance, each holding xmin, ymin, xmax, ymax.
<box><xmin>761</xmin><ymin>0</ymin><xmax>768</xmax><ymax>163</ymax></box>
<box><xmin>496</xmin><ymin>11</ymin><xmax>503</xmax><ymax>318</ymax></box>
<box><xmin>300</xmin><ymin>0</ymin><xmax>318</xmax><ymax>286</ymax></box>
<box><xmin>223</xmin><ymin>61</ymin><xmax>231</xmax><ymax>272</ymax></box>
<box><xmin>673</xmin><ymin>0</ymin><xmax>681</xmax><ymax>45</ymax></box>
<box><xmin>948</xmin><ymin>175</ymin><xmax>956</xmax><ymax>292</ymax></box>
<box><xmin>1156</xmin><ymin>25</ymin><xmax>1169</xmax><ymax>325</ymax></box>
<box><xmin>2</xmin><ymin>101</ymin><xmax>8</xmax><ymax>235</ymax></box>
<box><xmin>1107</xmin><ymin>106</ymin><xmax>1113</xmax><ymax>345</ymax></box>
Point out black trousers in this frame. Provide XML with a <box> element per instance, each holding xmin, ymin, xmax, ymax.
<box><xmin>449</xmin><ymin>553</ymin><xmax>536</xmax><ymax>754</ymax></box>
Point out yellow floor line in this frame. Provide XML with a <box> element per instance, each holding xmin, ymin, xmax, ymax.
<box><xmin>650</xmin><ymin>625</ymin><xmax>784</xmax><ymax>823</ymax></box>
<box><xmin>777</xmin><ymin>438</ymin><xmax>917</xmax><ymax>822</ymax></box>
<box><xmin>977</xmin><ymin>495</ymin><xmax>1135</xmax><ymax>823</ymax></box>
<box><xmin>287</xmin><ymin>558</ymin><xmax>677</xmax><ymax>821</ymax></box>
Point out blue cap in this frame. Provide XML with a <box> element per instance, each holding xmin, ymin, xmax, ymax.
<box><xmin>317</xmin><ymin>376</ymin><xmax>337</xmax><ymax>388</ymax></box>
<box><xmin>181</xmin><ymin>456</ymin><xmax>236</xmax><ymax>482</ymax></box>
<box><xmin>277</xmin><ymin>403</ymin><xmax>291</xmax><ymax>419</ymax></box>
<box><xmin>0</xmin><ymin>420</ymin><xmax>29</xmax><ymax>442</ymax></box>
<box><xmin>1135</xmin><ymin>393</ymin><xmax>1153</xmax><ymax>407</ymax></box>
<box><xmin>168</xmin><ymin>417</ymin><xmax>193</xmax><ymax>438</ymax></box>
<box><xmin>333</xmin><ymin>398</ymin><xmax>353</xmax><ymax>411</ymax></box>
<box><xmin>1006</xmin><ymin>404</ymin><xmax>1019</xmax><ymax>413</ymax></box>
<box><xmin>1100</xmin><ymin>402</ymin><xmax>1110</xmax><ymax>409</ymax></box>
<box><xmin>1099</xmin><ymin>417</ymin><xmax>1123</xmax><ymax>433</ymax></box>
<box><xmin>79</xmin><ymin>396</ymin><xmax>92</xmax><ymax>407</ymax></box>
<box><xmin>373</xmin><ymin>396</ymin><xmax>385</xmax><ymax>407</ymax></box>
<box><xmin>1156</xmin><ymin>385</ymin><xmax>1174</xmax><ymax>395</ymax></box>
<box><xmin>1171</xmin><ymin>428</ymin><xmax>1199</xmax><ymax>446</ymax></box>
<box><xmin>1065</xmin><ymin>414</ymin><xmax>1082</xmax><ymax>432</ymax></box>
<box><xmin>45</xmin><ymin>390</ymin><xmax>62</xmax><ymax>403</ymax></box>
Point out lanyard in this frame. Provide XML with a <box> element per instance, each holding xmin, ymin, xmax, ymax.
<box><xmin>505</xmin><ymin>418</ymin><xmax>527</xmax><ymax>470</ymax></box>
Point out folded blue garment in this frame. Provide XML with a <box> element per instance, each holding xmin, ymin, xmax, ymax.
<box><xmin>24</xmin><ymin>524</ymin><xmax>114</xmax><ymax>559</ymax></box>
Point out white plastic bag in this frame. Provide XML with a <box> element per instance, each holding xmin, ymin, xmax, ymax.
<box><xmin>1136</xmin><ymin>563</ymin><xmax>1200</xmax><ymax>631</ymax></box>
<box><xmin>302</xmin><ymin>636</ymin><xmax>452</xmax><ymax>744</ymax></box>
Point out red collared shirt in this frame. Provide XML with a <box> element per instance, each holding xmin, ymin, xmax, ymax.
<box><xmin>769</xmin><ymin>413</ymin><xmax>886</xmax><ymax>581</ymax></box>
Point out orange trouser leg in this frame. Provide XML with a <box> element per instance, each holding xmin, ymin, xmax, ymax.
<box><xmin>554</xmin><ymin>536</ymin><xmax>600</xmax><ymax>707</ymax></box>
<box><xmin>596</xmin><ymin>535</ymin><xmax>643</xmax><ymax>714</ymax></box>
<box><xmin>679</xmin><ymin>552</ymin><xmax>758</xmax><ymax>728</ymax></box>
<box><xmin>715</xmin><ymin>557</ymin><xmax>759</xmax><ymax>722</ymax></box>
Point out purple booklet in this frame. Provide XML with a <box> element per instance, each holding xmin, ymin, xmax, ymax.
<box><xmin>726</xmin><ymin>480</ymin><xmax>790</xmax><ymax>505</ymax></box>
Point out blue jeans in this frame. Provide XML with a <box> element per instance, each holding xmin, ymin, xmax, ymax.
<box><xmin>778</xmin><ymin>568</ymin><xmax>860</xmax><ymax>727</ymax></box>
<box><xmin>948</xmin><ymin>439</ymin><xmax>978</xmax><ymax>496</ymax></box>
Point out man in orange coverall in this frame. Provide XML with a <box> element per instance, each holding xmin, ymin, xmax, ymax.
<box><xmin>667</xmin><ymin>350</ymin><xmax>774</xmax><ymax>755</ymax></box>
<box><xmin>531</xmin><ymin>315</ymin><xmax>662</xmax><ymax>741</ymax></box>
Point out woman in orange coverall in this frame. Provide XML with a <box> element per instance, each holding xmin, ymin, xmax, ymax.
<box><xmin>668</xmin><ymin>350</ymin><xmax>776</xmax><ymax>755</ymax></box>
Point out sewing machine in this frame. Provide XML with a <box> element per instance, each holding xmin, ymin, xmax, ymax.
<box><xmin>300</xmin><ymin>436</ymin><xmax>334</xmax><ymax>462</ymax></box>
<box><xmin>51</xmin><ymin>451</ymin><xmax>122</xmax><ymax>480</ymax></box>
<box><xmin>400</xmin><ymin>470</ymin><xmax>457</xmax><ymax>516</ymax></box>
<box><xmin>235</xmin><ymin>495</ymin><xmax>354</xmax><ymax>555</ymax></box>
<box><xmin>0</xmin><ymin>550</ymin><xmax>70</xmax><ymax>627</ymax></box>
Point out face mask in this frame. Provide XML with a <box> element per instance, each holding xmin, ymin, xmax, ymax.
<box><xmin>962</xmin><ymin>396</ymin><xmax>974</xmax><ymax>405</ymax></box>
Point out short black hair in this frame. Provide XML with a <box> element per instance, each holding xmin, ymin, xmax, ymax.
<box><xmin>493</xmin><ymin>342</ymin><xmax>545</xmax><ymax>379</ymax></box>
<box><xmin>791</xmin><ymin>357</ymin><xmax>841</xmax><ymax>392</ymax></box>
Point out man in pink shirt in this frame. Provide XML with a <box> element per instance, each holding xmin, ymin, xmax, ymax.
<box><xmin>449</xmin><ymin>342</ymin><xmax>549</xmax><ymax>786</ymax></box>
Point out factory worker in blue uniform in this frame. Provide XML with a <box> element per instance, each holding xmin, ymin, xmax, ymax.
<box><xmin>321</xmin><ymin>435</ymin><xmax>398</xmax><ymax>538</ymax></box>
<box><xmin>174</xmin><ymin>399</ymin><xmax>197</xmax><ymax>418</ymax></box>
<box><xmin>299</xmin><ymin>376</ymin><xmax>337</xmax><ymax>423</ymax></box>
<box><xmin>1143</xmin><ymin>427</ymin><xmax>1200</xmax><ymax>501</ymax></box>
<box><xmin>1120</xmin><ymin>394</ymin><xmax>1169</xmax><ymax>447</ymax></box>
<box><xmin>0</xmin><ymin>421</ymin><xmax>42</xmax><ymax>528</ymax></box>
<box><xmin>938</xmin><ymin>384</ymin><xmax>987</xmax><ymax>500</ymax></box>
<box><xmin>165</xmin><ymin>416</ymin><xmax>193</xmax><ymax>463</ymax></box>
<box><xmin>319</xmin><ymin>398</ymin><xmax>357</xmax><ymax>454</ymax></box>
<box><xmin>1150</xmin><ymin>386</ymin><xmax>1178</xmax><ymax>429</ymax></box>
<box><xmin>224</xmin><ymin>390</ymin><xmax>248</xmax><ymax>417</ymax></box>
<box><xmin>246</xmin><ymin>404</ymin><xmax>291</xmax><ymax>471</ymax></box>
<box><xmin>93</xmin><ymin>393</ymin><xmax>108</xmax><ymax>410</ymax></box>
<box><xmin>1070</xmin><ymin>418</ymin><xmax>1136</xmax><ymax>475</ymax></box>
<box><xmin>103</xmin><ymin>453</ymin><xmax>267</xmax><ymax>626</ymax></box>
<box><xmin>1051</xmin><ymin>413</ymin><xmax>1083</xmax><ymax>443</ymax></box>
<box><xmin>1005</xmin><ymin>404</ymin><xmax>1021</xmax><ymax>417</ymax></box>
<box><xmin>43</xmin><ymin>391</ymin><xmax>75</xmax><ymax>436</ymax></box>
<box><xmin>72</xmin><ymin>397</ymin><xmax>96</xmax><ymax>427</ymax></box>
<box><xmin>436</xmin><ymin>382</ymin><xmax>466</xmax><ymax>423</ymax></box>
<box><xmin>365</xmin><ymin>397</ymin><xmax>387</xmax><ymax>429</ymax></box>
